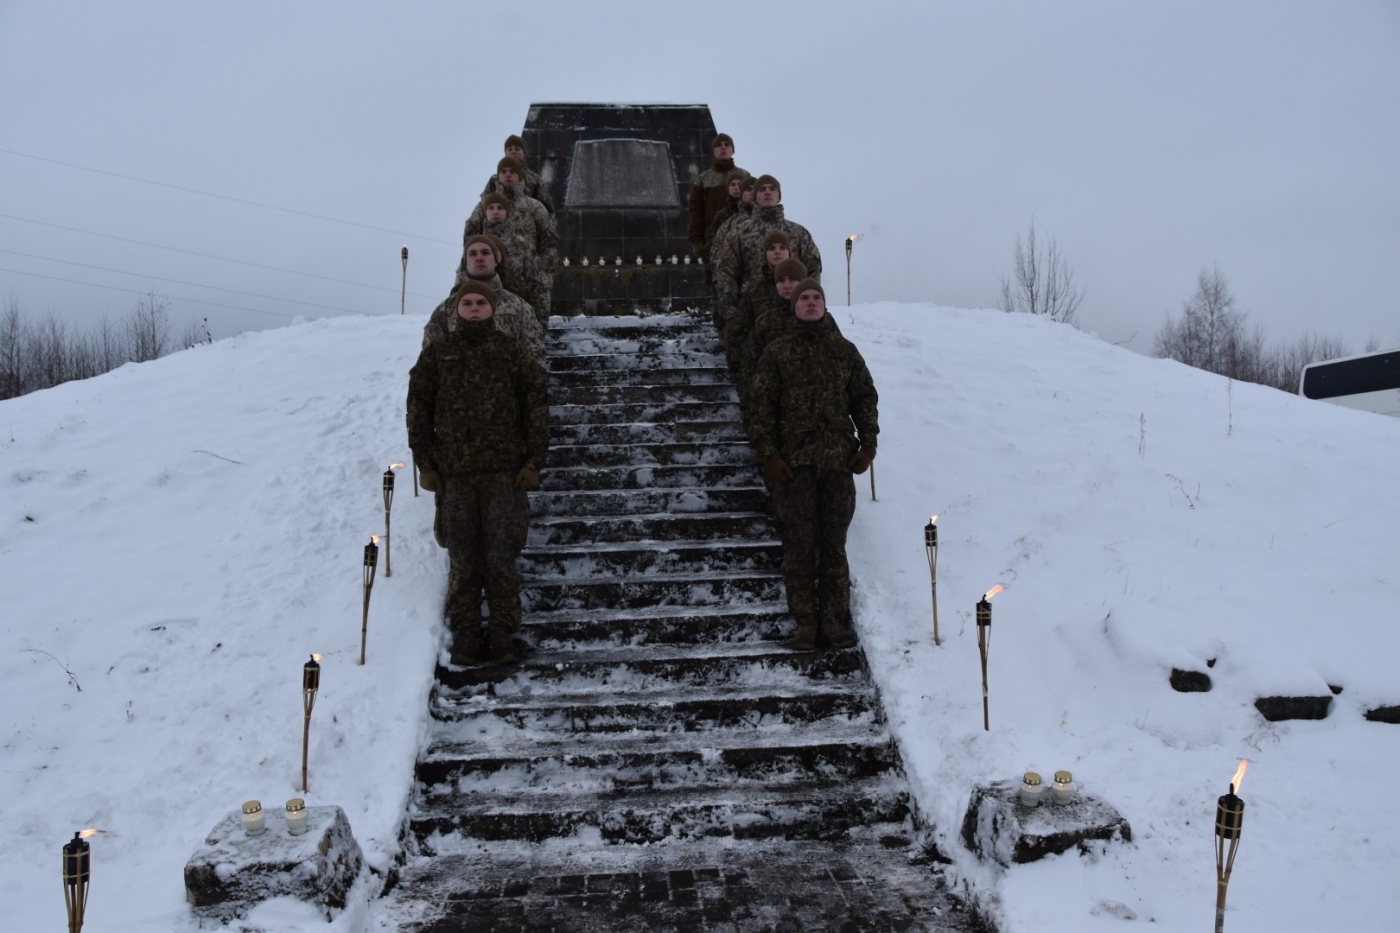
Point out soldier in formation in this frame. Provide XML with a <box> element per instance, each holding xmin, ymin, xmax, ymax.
<box><xmin>712</xmin><ymin>174</ymin><xmax>821</xmax><ymax>329</ymax></box>
<box><xmin>480</xmin><ymin>134</ymin><xmax>554</xmax><ymax>214</ymax></box>
<box><xmin>465</xmin><ymin>158</ymin><xmax>559</xmax><ymax>327</ymax></box>
<box><xmin>407</xmin><ymin>280</ymin><xmax>549</xmax><ymax>666</ymax></box>
<box><xmin>424</xmin><ymin>234</ymin><xmax>544</xmax><ymax>364</ymax></box>
<box><xmin>748</xmin><ymin>279</ymin><xmax>878</xmax><ymax>651</ymax></box>
<box><xmin>688</xmin><ymin>133</ymin><xmax>749</xmax><ymax>261</ymax></box>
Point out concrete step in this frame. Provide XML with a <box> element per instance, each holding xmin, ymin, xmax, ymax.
<box><xmin>528</xmin><ymin>510</ymin><xmax>776</xmax><ymax>546</ymax></box>
<box><xmin>433</xmin><ymin>643</ymin><xmax>868</xmax><ymax>698</ymax></box>
<box><xmin>528</xmin><ymin>485</ymin><xmax>769</xmax><ymax>518</ymax></box>
<box><xmin>416</xmin><ymin>727</ymin><xmax>898</xmax><ymax>796</ymax></box>
<box><xmin>550</xmin><ymin>420</ymin><xmax>745</xmax><ymax>446</ymax></box>
<box><xmin>428</xmin><ymin>681</ymin><xmax>880</xmax><ymax>731</ymax></box>
<box><xmin>409</xmin><ymin>776</ymin><xmax>910</xmax><ymax>846</ymax></box>
<box><xmin>519</xmin><ymin>540</ymin><xmax>780</xmax><ymax>579</ymax></box>
<box><xmin>549</xmin><ymin>381</ymin><xmax>738</xmax><ymax>406</ymax></box>
<box><xmin>515</xmin><ymin>603</ymin><xmax>793</xmax><ymax>648</ymax></box>
<box><xmin>520</xmin><ymin>569</ymin><xmax>784</xmax><ymax>612</ymax></box>
<box><xmin>539</xmin><ymin>463</ymin><xmax>760</xmax><ymax>492</ymax></box>
<box><xmin>549</xmin><ymin>350</ymin><xmax>725</xmax><ymax>372</ymax></box>
<box><xmin>549</xmin><ymin>399</ymin><xmax>741</xmax><ymax>426</ymax></box>
<box><xmin>549</xmin><ymin>365</ymin><xmax>731</xmax><ymax>389</ymax></box>
<box><xmin>547</xmin><ymin>440</ymin><xmax>752</xmax><ymax>469</ymax></box>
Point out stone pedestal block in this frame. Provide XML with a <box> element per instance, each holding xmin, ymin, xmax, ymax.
<box><xmin>960</xmin><ymin>780</ymin><xmax>1131</xmax><ymax>866</ymax></box>
<box><xmin>184</xmin><ymin>805</ymin><xmax>364</xmax><ymax>920</ymax></box>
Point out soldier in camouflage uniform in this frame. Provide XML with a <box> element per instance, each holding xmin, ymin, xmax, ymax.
<box><xmin>712</xmin><ymin>174</ymin><xmax>822</xmax><ymax>327</ymax></box>
<box><xmin>723</xmin><ymin>230</ymin><xmax>790</xmax><ymax>367</ymax></box>
<box><xmin>687</xmin><ymin>133</ymin><xmax>750</xmax><ymax>259</ymax></box>
<box><xmin>479</xmin><ymin>134</ymin><xmax>554</xmax><ymax>214</ymax></box>
<box><xmin>465</xmin><ymin>163</ymin><xmax>559</xmax><ymax>326</ymax></box>
<box><xmin>426</xmin><ymin>234</ymin><xmax>545</xmax><ymax>365</ymax></box>
<box><xmin>701</xmin><ymin>170</ymin><xmax>747</xmax><ymax>291</ymax></box>
<box><xmin>749</xmin><ymin>279</ymin><xmax>877</xmax><ymax>652</ymax></box>
<box><xmin>407</xmin><ymin>280</ymin><xmax>549</xmax><ymax>666</ymax></box>
<box><xmin>708</xmin><ymin>175</ymin><xmax>756</xmax><ymax>263</ymax></box>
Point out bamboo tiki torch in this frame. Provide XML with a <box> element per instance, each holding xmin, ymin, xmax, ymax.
<box><xmin>400</xmin><ymin>245</ymin><xmax>408</xmax><ymax>316</ymax></box>
<box><xmin>383</xmin><ymin>464</ymin><xmax>402</xmax><ymax>577</ymax></box>
<box><xmin>1214</xmin><ymin>759</ymin><xmax>1248</xmax><ymax>933</ymax></box>
<box><xmin>301</xmin><ymin>654</ymin><xmax>322</xmax><ymax>793</ymax></box>
<box><xmin>924</xmin><ymin>516</ymin><xmax>940</xmax><ymax>645</ymax></box>
<box><xmin>361</xmin><ymin>536</ymin><xmax>379</xmax><ymax>665</ymax></box>
<box><xmin>976</xmin><ymin>585</ymin><xmax>1004</xmax><ymax>731</ymax></box>
<box><xmin>63</xmin><ymin>829</ymin><xmax>97</xmax><ymax>933</ymax></box>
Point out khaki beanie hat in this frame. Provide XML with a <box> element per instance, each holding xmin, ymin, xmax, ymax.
<box><xmin>496</xmin><ymin>156</ymin><xmax>527</xmax><ymax>176</ymax></box>
<box><xmin>713</xmin><ymin>133</ymin><xmax>734</xmax><ymax>150</ymax></box>
<box><xmin>763</xmin><ymin>230</ymin><xmax>792</xmax><ymax>251</ymax></box>
<box><xmin>503</xmin><ymin>134</ymin><xmax>525</xmax><ymax>151</ymax></box>
<box><xmin>774</xmin><ymin>259</ymin><xmax>808</xmax><ymax>282</ymax></box>
<box><xmin>790</xmin><ymin>278</ymin><xmax>825</xmax><ymax>310</ymax></box>
<box><xmin>450</xmin><ymin>279</ymin><xmax>498</xmax><ymax>311</ymax></box>
<box><xmin>482</xmin><ymin>192</ymin><xmax>511</xmax><ymax>211</ymax></box>
<box><xmin>754</xmin><ymin>174</ymin><xmax>781</xmax><ymax>198</ymax></box>
<box><xmin>741</xmin><ymin>176</ymin><xmax>758</xmax><ymax>193</ymax></box>
<box><xmin>464</xmin><ymin>234</ymin><xmax>502</xmax><ymax>263</ymax></box>
<box><xmin>725</xmin><ymin>169</ymin><xmax>747</xmax><ymax>186</ymax></box>
<box><xmin>483</xmin><ymin>233</ymin><xmax>507</xmax><ymax>261</ymax></box>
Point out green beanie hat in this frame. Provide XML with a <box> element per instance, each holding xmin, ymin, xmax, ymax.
<box><xmin>790</xmin><ymin>278</ymin><xmax>825</xmax><ymax>311</ymax></box>
<box><xmin>774</xmin><ymin>259</ymin><xmax>808</xmax><ymax>282</ymax></box>
<box><xmin>450</xmin><ymin>279</ymin><xmax>498</xmax><ymax>311</ymax></box>
<box><xmin>464</xmin><ymin>234</ymin><xmax>502</xmax><ymax>263</ymax></box>
<box><xmin>741</xmin><ymin>176</ymin><xmax>758</xmax><ymax>193</ymax></box>
<box><xmin>503</xmin><ymin>134</ymin><xmax>525</xmax><ymax>151</ymax></box>
<box><xmin>496</xmin><ymin>156</ymin><xmax>527</xmax><ymax>177</ymax></box>
<box><xmin>482</xmin><ymin>192</ymin><xmax>511</xmax><ymax>211</ymax></box>
<box><xmin>763</xmin><ymin>230</ymin><xmax>791</xmax><ymax>252</ymax></box>
<box><xmin>713</xmin><ymin>133</ymin><xmax>734</xmax><ymax>150</ymax></box>
<box><xmin>754</xmin><ymin>174</ymin><xmax>781</xmax><ymax>198</ymax></box>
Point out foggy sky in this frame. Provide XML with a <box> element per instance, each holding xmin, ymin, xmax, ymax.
<box><xmin>2</xmin><ymin>0</ymin><xmax>1397</xmax><ymax>357</ymax></box>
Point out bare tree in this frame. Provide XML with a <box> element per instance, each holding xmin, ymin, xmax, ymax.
<box><xmin>0</xmin><ymin>294</ymin><xmax>25</xmax><ymax>400</ymax></box>
<box><xmin>1154</xmin><ymin>264</ymin><xmax>1246</xmax><ymax>374</ymax></box>
<box><xmin>125</xmin><ymin>291</ymin><xmax>170</xmax><ymax>363</ymax></box>
<box><xmin>998</xmin><ymin>221</ymin><xmax>1084</xmax><ymax>325</ymax></box>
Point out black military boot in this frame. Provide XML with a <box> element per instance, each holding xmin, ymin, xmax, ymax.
<box><xmin>449</xmin><ymin>624</ymin><xmax>481</xmax><ymax>666</ymax></box>
<box><xmin>819</xmin><ymin>617</ymin><xmax>857</xmax><ymax>650</ymax></box>
<box><xmin>790</xmin><ymin>616</ymin><xmax>818</xmax><ymax>651</ymax></box>
<box><xmin>488</xmin><ymin>624</ymin><xmax>519</xmax><ymax>665</ymax></box>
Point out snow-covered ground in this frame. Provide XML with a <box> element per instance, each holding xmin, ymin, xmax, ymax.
<box><xmin>2</xmin><ymin>306</ymin><xmax>1397</xmax><ymax>932</ymax></box>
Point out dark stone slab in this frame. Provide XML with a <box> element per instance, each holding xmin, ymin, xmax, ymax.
<box><xmin>960</xmin><ymin>780</ymin><xmax>1131</xmax><ymax>866</ymax></box>
<box><xmin>1254</xmin><ymin>695</ymin><xmax>1333</xmax><ymax>721</ymax></box>
<box><xmin>184</xmin><ymin>805</ymin><xmax>363</xmax><ymax>920</ymax></box>
<box><xmin>1364</xmin><ymin>705</ymin><xmax>1400</xmax><ymax>724</ymax></box>
<box><xmin>565</xmin><ymin>139</ymin><xmax>679</xmax><ymax>209</ymax></box>
<box><xmin>1170</xmin><ymin>668</ymin><xmax>1212</xmax><ymax>692</ymax></box>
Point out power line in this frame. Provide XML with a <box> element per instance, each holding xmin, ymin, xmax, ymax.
<box><xmin>0</xmin><ymin>247</ymin><xmax>378</xmax><ymax>315</ymax></box>
<box><xmin>0</xmin><ymin>211</ymin><xmax>441</xmax><ymax>299</ymax></box>
<box><xmin>0</xmin><ymin>266</ymin><xmax>351</xmax><ymax>320</ymax></box>
<box><xmin>0</xmin><ymin>147</ymin><xmax>458</xmax><ymax>246</ymax></box>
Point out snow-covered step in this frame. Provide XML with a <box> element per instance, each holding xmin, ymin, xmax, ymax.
<box><xmin>520</xmin><ymin>568</ymin><xmax>784</xmax><ymax>612</ymax></box>
<box><xmin>549</xmin><ymin>419</ymin><xmax>745</xmax><ymax>446</ymax></box>
<box><xmin>546</xmin><ymin>440</ymin><xmax>752</xmax><ymax>468</ymax></box>
<box><xmin>528</xmin><ymin>509</ymin><xmax>776</xmax><ymax>546</ymax></box>
<box><xmin>432</xmin><ymin>642</ymin><xmax>867</xmax><ymax>698</ymax></box>
<box><xmin>513</xmin><ymin>603</ymin><xmax>792</xmax><ymax>648</ymax></box>
<box><xmin>410</xmin><ymin>777</ymin><xmax>910</xmax><ymax>846</ymax></box>
<box><xmin>549</xmin><ymin>349</ymin><xmax>726</xmax><ymax>372</ymax></box>
<box><xmin>519</xmin><ymin>539</ymin><xmax>779</xmax><ymax>578</ymax></box>
<box><xmin>548</xmin><ymin>365</ymin><xmax>730</xmax><ymax>388</ymax></box>
<box><xmin>548</xmin><ymin>381</ymin><xmax>738</xmax><ymax>407</ymax></box>
<box><xmin>527</xmin><ymin>485</ymin><xmax>769</xmax><ymax>518</ymax></box>
<box><xmin>539</xmin><ymin>462</ymin><xmax>760</xmax><ymax>491</ymax></box>
<box><xmin>548</xmin><ymin>400</ymin><xmax>741</xmax><ymax>426</ymax></box>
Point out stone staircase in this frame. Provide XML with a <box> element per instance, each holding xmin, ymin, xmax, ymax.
<box><xmin>373</xmin><ymin>316</ymin><xmax>987</xmax><ymax>933</ymax></box>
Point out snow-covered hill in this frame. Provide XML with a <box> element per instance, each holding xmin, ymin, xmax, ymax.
<box><xmin>2</xmin><ymin>307</ymin><xmax>1397</xmax><ymax>932</ymax></box>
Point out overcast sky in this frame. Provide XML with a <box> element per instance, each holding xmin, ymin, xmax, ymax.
<box><xmin>2</xmin><ymin>0</ymin><xmax>1397</xmax><ymax>356</ymax></box>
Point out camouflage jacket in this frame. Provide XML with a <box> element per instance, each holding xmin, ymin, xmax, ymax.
<box><xmin>687</xmin><ymin>160</ymin><xmax>749</xmax><ymax>248</ymax></box>
<box><xmin>480</xmin><ymin>166</ymin><xmax>554</xmax><ymax>215</ymax></box>
<box><xmin>736</xmin><ymin>268</ymin><xmax>844</xmax><ymax>367</ymax></box>
<box><xmin>407</xmin><ymin>319</ymin><xmax>549</xmax><ymax>476</ymax></box>
<box><xmin>703</xmin><ymin>195</ymin><xmax>742</xmax><ymax>257</ymax></box>
<box><xmin>707</xmin><ymin>201</ymin><xmax>752</xmax><ymax>265</ymax></box>
<box><xmin>749</xmin><ymin>313</ymin><xmax>877</xmax><ymax>472</ymax></box>
<box><xmin>464</xmin><ymin>187</ymin><xmax>559</xmax><ymax>275</ymax></box>
<box><xmin>422</xmin><ymin>273</ymin><xmax>545</xmax><ymax>364</ymax></box>
<box><xmin>712</xmin><ymin>205</ymin><xmax>822</xmax><ymax>323</ymax></box>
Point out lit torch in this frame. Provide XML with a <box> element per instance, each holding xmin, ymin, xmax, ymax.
<box><xmin>63</xmin><ymin>829</ymin><xmax>99</xmax><ymax>933</ymax></box>
<box><xmin>976</xmin><ymin>584</ymin><xmax>1004</xmax><ymax>731</ymax></box>
<box><xmin>383</xmin><ymin>463</ymin><xmax>403</xmax><ymax>578</ymax></box>
<box><xmin>845</xmin><ymin>234</ymin><xmax>860</xmax><ymax>306</ymax></box>
<box><xmin>924</xmin><ymin>516</ymin><xmax>941</xmax><ymax>646</ymax></box>
<box><xmin>1214</xmin><ymin>759</ymin><xmax>1248</xmax><ymax>933</ymax></box>
<box><xmin>361</xmin><ymin>536</ymin><xmax>379</xmax><ymax>665</ymax></box>
<box><xmin>400</xmin><ymin>245</ymin><xmax>408</xmax><ymax>316</ymax></box>
<box><xmin>301</xmin><ymin>654</ymin><xmax>322</xmax><ymax>793</ymax></box>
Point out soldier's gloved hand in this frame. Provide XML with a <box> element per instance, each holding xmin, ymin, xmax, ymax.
<box><xmin>848</xmin><ymin>447</ymin><xmax>876</xmax><ymax>475</ymax></box>
<box><xmin>765</xmin><ymin>454</ymin><xmax>794</xmax><ymax>485</ymax></box>
<box><xmin>514</xmin><ymin>466</ymin><xmax>540</xmax><ymax>491</ymax></box>
<box><xmin>418</xmin><ymin>469</ymin><xmax>443</xmax><ymax>493</ymax></box>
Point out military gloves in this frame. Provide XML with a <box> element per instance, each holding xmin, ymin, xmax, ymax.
<box><xmin>764</xmin><ymin>454</ymin><xmax>794</xmax><ymax>485</ymax></box>
<box><xmin>418</xmin><ymin>469</ymin><xmax>443</xmax><ymax>493</ymax></box>
<box><xmin>848</xmin><ymin>447</ymin><xmax>876</xmax><ymax>475</ymax></box>
<box><xmin>514</xmin><ymin>466</ymin><xmax>541</xmax><ymax>490</ymax></box>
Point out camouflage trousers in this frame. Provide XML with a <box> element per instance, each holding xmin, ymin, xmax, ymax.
<box><xmin>771</xmin><ymin>467</ymin><xmax>856</xmax><ymax>625</ymax></box>
<box><xmin>441</xmin><ymin>471</ymin><xmax>530</xmax><ymax>633</ymax></box>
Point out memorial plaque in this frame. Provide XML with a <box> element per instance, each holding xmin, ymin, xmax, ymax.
<box><xmin>565</xmin><ymin>139</ymin><xmax>679</xmax><ymax>209</ymax></box>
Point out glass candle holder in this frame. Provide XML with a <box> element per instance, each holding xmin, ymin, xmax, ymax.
<box><xmin>1051</xmin><ymin>771</ymin><xmax>1077</xmax><ymax>806</ymax></box>
<box><xmin>285</xmin><ymin>798</ymin><xmax>309</xmax><ymax>835</ymax></box>
<box><xmin>241</xmin><ymin>800</ymin><xmax>266</xmax><ymax>837</ymax></box>
<box><xmin>1018</xmin><ymin>772</ymin><xmax>1044</xmax><ymax>808</ymax></box>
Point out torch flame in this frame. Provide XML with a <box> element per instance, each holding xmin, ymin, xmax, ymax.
<box><xmin>388</xmin><ymin>462</ymin><xmax>405</xmax><ymax>471</ymax></box>
<box><xmin>847</xmin><ymin>234</ymin><xmax>861</xmax><ymax>242</ymax></box>
<box><xmin>983</xmin><ymin>584</ymin><xmax>1005</xmax><ymax>601</ymax></box>
<box><xmin>78</xmin><ymin>828</ymin><xmax>101</xmax><ymax>839</ymax></box>
<box><xmin>1230</xmin><ymin>758</ymin><xmax>1248</xmax><ymax>794</ymax></box>
<box><xmin>311</xmin><ymin>653</ymin><xmax>323</xmax><ymax>662</ymax></box>
<box><xmin>370</xmin><ymin>535</ymin><xmax>380</xmax><ymax>544</ymax></box>
<box><xmin>929</xmin><ymin>514</ymin><xmax>939</xmax><ymax>524</ymax></box>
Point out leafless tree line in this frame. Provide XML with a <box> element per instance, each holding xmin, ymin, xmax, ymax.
<box><xmin>999</xmin><ymin>221</ymin><xmax>1084</xmax><ymax>326</ymax></box>
<box><xmin>0</xmin><ymin>292</ymin><xmax>210</xmax><ymax>401</ymax></box>
<box><xmin>1154</xmin><ymin>264</ymin><xmax>1368</xmax><ymax>393</ymax></box>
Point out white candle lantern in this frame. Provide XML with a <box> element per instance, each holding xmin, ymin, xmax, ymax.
<box><xmin>1052</xmin><ymin>771</ymin><xmax>1076</xmax><ymax>805</ymax></box>
<box><xmin>654</xmin><ymin>255</ymin><xmax>662</xmax><ymax>265</ymax></box>
<box><xmin>562</xmin><ymin>257</ymin><xmax>570</xmax><ymax>267</ymax></box>
<box><xmin>285</xmin><ymin>798</ymin><xmax>309</xmax><ymax>835</ymax></box>
<box><xmin>581</xmin><ymin>257</ymin><xmax>589</xmax><ymax>267</ymax></box>
<box><xmin>669</xmin><ymin>254</ymin><xmax>678</xmax><ymax>265</ymax></box>
<box><xmin>241</xmin><ymin>800</ymin><xmax>266</xmax><ymax>836</ymax></box>
<box><xmin>1018</xmin><ymin>772</ymin><xmax>1044</xmax><ymax>808</ymax></box>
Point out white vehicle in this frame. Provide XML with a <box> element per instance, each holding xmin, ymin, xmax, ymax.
<box><xmin>1299</xmin><ymin>347</ymin><xmax>1400</xmax><ymax>417</ymax></box>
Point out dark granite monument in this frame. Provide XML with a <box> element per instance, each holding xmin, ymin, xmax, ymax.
<box><xmin>518</xmin><ymin>103</ymin><xmax>717</xmax><ymax>316</ymax></box>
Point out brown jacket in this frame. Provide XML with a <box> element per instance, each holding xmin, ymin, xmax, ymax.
<box><xmin>687</xmin><ymin>160</ymin><xmax>749</xmax><ymax>250</ymax></box>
